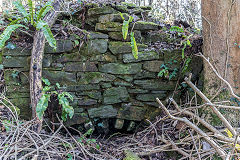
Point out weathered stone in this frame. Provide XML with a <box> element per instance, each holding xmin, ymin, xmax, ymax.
<box><xmin>43</xmin><ymin>70</ymin><xmax>76</xmax><ymax>85</ymax></box>
<box><xmin>127</xmin><ymin>121</ymin><xmax>136</xmax><ymax>131</ymax></box>
<box><xmin>90</xmin><ymin>53</ymin><xmax>117</xmax><ymax>62</ymax></box>
<box><xmin>77</xmin><ymin>72</ymin><xmax>116</xmax><ymax>84</ymax></box>
<box><xmin>136</xmin><ymin>93</ymin><xmax>167</xmax><ymax>102</ymax></box>
<box><xmin>51</xmin><ymin>63</ymin><xmax>63</xmax><ymax>69</ymax></box>
<box><xmin>63</xmin><ymin>62</ymin><xmax>98</xmax><ymax>72</ymax></box>
<box><xmin>121</xmin><ymin>2</ymin><xmax>137</xmax><ymax>9</ymax></box>
<box><xmin>143</xmin><ymin>61</ymin><xmax>164</xmax><ymax>72</ymax></box>
<box><xmin>6</xmin><ymin>85</ymin><xmax>29</xmax><ymax>93</ymax></box>
<box><xmin>44</xmin><ymin>40</ymin><xmax>74</xmax><ymax>54</ymax></box>
<box><xmin>64</xmin><ymin>112</ymin><xmax>89</xmax><ymax>127</ymax></box>
<box><xmin>87</xmin><ymin>39</ymin><xmax>108</xmax><ymax>54</ymax></box>
<box><xmin>61</xmin><ymin>84</ymin><xmax>100</xmax><ymax>92</ymax></box>
<box><xmin>134</xmin><ymin>70</ymin><xmax>156</xmax><ymax>79</ymax></box>
<box><xmin>115</xmin><ymin>119</ymin><xmax>124</xmax><ymax>129</ymax></box>
<box><xmin>3</xmin><ymin>48</ymin><xmax>31</xmax><ymax>56</ymax></box>
<box><xmin>134</xmin><ymin>21</ymin><xmax>159</xmax><ymax>31</ymax></box>
<box><xmin>95</xmin><ymin>22</ymin><xmax>122</xmax><ymax>32</ymax></box>
<box><xmin>98</xmin><ymin>13</ymin><xmax>128</xmax><ymax>23</ymax></box>
<box><xmin>88</xmin><ymin>6</ymin><xmax>117</xmax><ymax>17</ymax></box>
<box><xmin>117</xmin><ymin>75</ymin><xmax>133</xmax><ymax>82</ymax></box>
<box><xmin>108</xmin><ymin>32</ymin><xmax>129</xmax><ymax>41</ymax></box>
<box><xmin>53</xmin><ymin>53</ymin><xmax>85</xmax><ymax>63</ymax></box>
<box><xmin>10</xmin><ymin>98</ymin><xmax>31</xmax><ymax>120</ymax></box>
<box><xmin>114</xmin><ymin>81</ymin><xmax>133</xmax><ymax>87</ymax></box>
<box><xmin>78</xmin><ymin>98</ymin><xmax>97</xmax><ymax>106</ymax></box>
<box><xmin>115</xmin><ymin>5</ymin><xmax>129</xmax><ymax>13</ymax></box>
<box><xmin>7</xmin><ymin>92</ymin><xmax>29</xmax><ymax>98</ymax></box>
<box><xmin>3</xmin><ymin>56</ymin><xmax>29</xmax><ymax>68</ymax></box>
<box><xmin>140</xmin><ymin>6</ymin><xmax>152</xmax><ymax>10</ymax></box>
<box><xmin>88</xmin><ymin>32</ymin><xmax>109</xmax><ymax>39</ymax></box>
<box><xmin>101</xmin><ymin>83</ymin><xmax>112</xmax><ymax>89</ymax></box>
<box><xmin>134</xmin><ymin>80</ymin><xmax>176</xmax><ymax>90</ymax></box>
<box><xmin>163</xmin><ymin>49</ymin><xmax>182</xmax><ymax>70</ymax></box>
<box><xmin>109</xmin><ymin>41</ymin><xmax>147</xmax><ymax>54</ymax></box>
<box><xmin>99</xmin><ymin>63</ymin><xmax>142</xmax><ymax>74</ymax></box>
<box><xmin>85</xmin><ymin>16</ymin><xmax>99</xmax><ymax>26</ymax></box>
<box><xmin>117</xmin><ymin>104</ymin><xmax>146</xmax><ymax>121</ymax></box>
<box><xmin>103</xmin><ymin>87</ymin><xmax>129</xmax><ymax>104</ymax></box>
<box><xmin>144</xmin><ymin>31</ymin><xmax>178</xmax><ymax>43</ymax></box>
<box><xmin>88</xmin><ymin>105</ymin><xmax>118</xmax><ymax>118</ymax></box>
<box><xmin>77</xmin><ymin>91</ymin><xmax>102</xmax><ymax>100</ymax></box>
<box><xmin>4</xmin><ymin>70</ymin><xmax>21</xmax><ymax>85</ymax></box>
<box><xmin>132</xmin><ymin>8</ymin><xmax>144</xmax><ymax>15</ymax></box>
<box><xmin>43</xmin><ymin>54</ymin><xmax>52</xmax><ymax>68</ymax></box>
<box><xmin>128</xmin><ymin>89</ymin><xmax>149</xmax><ymax>94</ymax></box>
<box><xmin>123</xmin><ymin>51</ymin><xmax>159</xmax><ymax>63</ymax></box>
<box><xmin>108</xmin><ymin>31</ymin><xmax>141</xmax><ymax>42</ymax></box>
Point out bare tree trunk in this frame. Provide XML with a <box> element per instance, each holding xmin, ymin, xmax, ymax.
<box><xmin>30</xmin><ymin>0</ymin><xmax>62</xmax><ymax>132</ymax></box>
<box><xmin>202</xmin><ymin>0</ymin><xmax>240</xmax><ymax>124</ymax></box>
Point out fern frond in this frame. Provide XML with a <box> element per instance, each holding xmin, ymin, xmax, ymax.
<box><xmin>13</xmin><ymin>1</ymin><xmax>29</xmax><ymax>20</ymax></box>
<box><xmin>0</xmin><ymin>24</ymin><xmax>27</xmax><ymax>49</ymax></box>
<box><xmin>37</xmin><ymin>5</ymin><xmax>53</xmax><ymax>22</ymax></box>
<box><xmin>130</xmin><ymin>32</ymin><xmax>138</xmax><ymax>59</ymax></box>
<box><xmin>28</xmin><ymin>0</ymin><xmax>35</xmax><ymax>25</ymax></box>
<box><xmin>36</xmin><ymin>20</ymin><xmax>56</xmax><ymax>50</ymax></box>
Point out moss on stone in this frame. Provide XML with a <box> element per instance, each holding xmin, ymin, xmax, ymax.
<box><xmin>121</xmin><ymin>2</ymin><xmax>137</xmax><ymax>8</ymax></box>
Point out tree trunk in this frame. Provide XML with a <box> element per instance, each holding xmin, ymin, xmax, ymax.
<box><xmin>30</xmin><ymin>0</ymin><xmax>62</xmax><ymax>132</ymax></box>
<box><xmin>202</xmin><ymin>0</ymin><xmax>240</xmax><ymax>124</ymax></box>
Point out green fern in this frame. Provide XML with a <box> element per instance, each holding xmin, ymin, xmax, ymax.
<box><xmin>13</xmin><ymin>1</ymin><xmax>29</xmax><ymax>20</ymax></box>
<box><xmin>0</xmin><ymin>24</ymin><xmax>27</xmax><ymax>49</ymax></box>
<box><xmin>120</xmin><ymin>13</ymin><xmax>133</xmax><ymax>40</ymax></box>
<box><xmin>0</xmin><ymin>0</ymin><xmax>56</xmax><ymax>50</ymax></box>
<box><xmin>130</xmin><ymin>32</ymin><xmax>138</xmax><ymax>59</ymax></box>
<box><xmin>37</xmin><ymin>4</ymin><xmax>53</xmax><ymax>22</ymax></box>
<box><xmin>28</xmin><ymin>0</ymin><xmax>35</xmax><ymax>26</ymax></box>
<box><xmin>36</xmin><ymin>20</ymin><xmax>56</xmax><ymax>50</ymax></box>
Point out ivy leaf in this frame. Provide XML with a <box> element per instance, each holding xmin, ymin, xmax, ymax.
<box><xmin>36</xmin><ymin>20</ymin><xmax>56</xmax><ymax>50</ymax></box>
<box><xmin>130</xmin><ymin>32</ymin><xmax>138</xmax><ymax>59</ymax></box>
<box><xmin>0</xmin><ymin>24</ymin><xmax>27</xmax><ymax>49</ymax></box>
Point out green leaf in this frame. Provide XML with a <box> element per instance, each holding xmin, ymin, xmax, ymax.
<box><xmin>37</xmin><ymin>5</ymin><xmax>53</xmax><ymax>22</ymax></box>
<box><xmin>170</xmin><ymin>26</ymin><xmax>184</xmax><ymax>33</ymax></box>
<box><xmin>56</xmin><ymin>83</ymin><xmax>60</xmax><ymax>89</ymax></box>
<box><xmin>13</xmin><ymin>1</ymin><xmax>29</xmax><ymax>19</ymax></box>
<box><xmin>58</xmin><ymin>95</ymin><xmax>74</xmax><ymax>121</ymax></box>
<box><xmin>36</xmin><ymin>94</ymin><xmax>50</xmax><ymax>120</ymax></box>
<box><xmin>9</xmin><ymin>17</ymin><xmax>23</xmax><ymax>25</ymax></box>
<box><xmin>0</xmin><ymin>24</ymin><xmax>27</xmax><ymax>49</ymax></box>
<box><xmin>28</xmin><ymin>0</ymin><xmax>35</xmax><ymax>25</ymax></box>
<box><xmin>42</xmin><ymin>78</ymin><xmax>51</xmax><ymax>86</ymax></box>
<box><xmin>187</xmin><ymin>39</ymin><xmax>192</xmax><ymax>47</ymax></box>
<box><xmin>182</xmin><ymin>43</ymin><xmax>187</xmax><ymax>59</ymax></box>
<box><xmin>119</xmin><ymin>12</ymin><xmax>125</xmax><ymax>20</ymax></box>
<box><xmin>130</xmin><ymin>32</ymin><xmax>138</xmax><ymax>59</ymax></box>
<box><xmin>121</xmin><ymin>16</ymin><xmax>133</xmax><ymax>40</ymax></box>
<box><xmin>36</xmin><ymin>20</ymin><xmax>56</xmax><ymax>50</ymax></box>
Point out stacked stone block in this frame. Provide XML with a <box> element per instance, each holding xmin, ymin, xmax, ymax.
<box><xmin>3</xmin><ymin>3</ymin><xmax>188</xmax><ymax>131</ymax></box>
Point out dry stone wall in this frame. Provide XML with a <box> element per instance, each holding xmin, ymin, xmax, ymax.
<box><xmin>2</xmin><ymin>2</ymin><xmax>202</xmax><ymax>132</ymax></box>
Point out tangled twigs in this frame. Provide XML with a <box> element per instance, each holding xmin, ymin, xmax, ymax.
<box><xmin>185</xmin><ymin>74</ymin><xmax>237</xmax><ymax>137</ymax></box>
<box><xmin>156</xmin><ymin>98</ymin><xmax>227</xmax><ymax>159</ymax></box>
<box><xmin>198</xmin><ymin>53</ymin><xmax>240</xmax><ymax>101</ymax></box>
